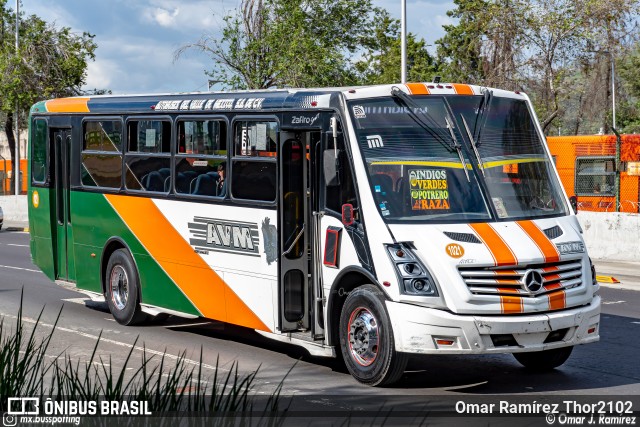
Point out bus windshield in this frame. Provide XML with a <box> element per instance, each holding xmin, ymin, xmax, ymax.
<box><xmin>349</xmin><ymin>94</ymin><xmax>567</xmax><ymax>223</ymax></box>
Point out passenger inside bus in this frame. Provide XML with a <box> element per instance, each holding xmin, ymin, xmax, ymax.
<box><xmin>216</xmin><ymin>162</ymin><xmax>226</xmax><ymax>196</ymax></box>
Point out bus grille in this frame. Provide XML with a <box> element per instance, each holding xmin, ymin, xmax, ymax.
<box><xmin>458</xmin><ymin>260</ymin><xmax>583</xmax><ymax>297</ymax></box>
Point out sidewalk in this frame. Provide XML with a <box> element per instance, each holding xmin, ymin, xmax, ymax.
<box><xmin>592</xmin><ymin>259</ymin><xmax>640</xmax><ymax>291</ymax></box>
<box><xmin>0</xmin><ymin>219</ymin><xmax>29</xmax><ymax>232</ymax></box>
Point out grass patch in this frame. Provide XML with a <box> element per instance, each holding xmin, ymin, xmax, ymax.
<box><xmin>0</xmin><ymin>293</ymin><xmax>290</xmax><ymax>421</ymax></box>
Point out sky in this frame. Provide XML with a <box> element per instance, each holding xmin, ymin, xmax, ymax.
<box><xmin>20</xmin><ymin>0</ymin><xmax>455</xmax><ymax>95</ymax></box>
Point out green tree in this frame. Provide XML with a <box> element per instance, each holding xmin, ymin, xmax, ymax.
<box><xmin>354</xmin><ymin>13</ymin><xmax>440</xmax><ymax>84</ymax></box>
<box><xmin>0</xmin><ymin>1</ymin><xmax>96</xmax><ymax>193</ymax></box>
<box><xmin>436</xmin><ymin>0</ymin><xmax>489</xmax><ymax>84</ymax></box>
<box><xmin>617</xmin><ymin>42</ymin><xmax>640</xmax><ymax>133</ymax></box>
<box><xmin>176</xmin><ymin>0</ymin><xmax>386</xmax><ymax>89</ymax></box>
<box><xmin>435</xmin><ymin>0</ymin><xmax>639</xmax><ymax>134</ymax></box>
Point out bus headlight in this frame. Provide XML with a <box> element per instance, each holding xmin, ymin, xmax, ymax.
<box><xmin>386</xmin><ymin>244</ymin><xmax>439</xmax><ymax>297</ymax></box>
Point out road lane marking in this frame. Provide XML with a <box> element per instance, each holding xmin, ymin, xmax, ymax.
<box><xmin>602</xmin><ymin>300</ymin><xmax>626</xmax><ymax>305</ymax></box>
<box><xmin>0</xmin><ymin>264</ymin><xmax>41</xmax><ymax>273</ymax></box>
<box><xmin>7</xmin><ymin>244</ymin><xmax>29</xmax><ymax>247</ymax></box>
<box><xmin>0</xmin><ymin>312</ymin><xmax>230</xmax><ymax>373</ymax></box>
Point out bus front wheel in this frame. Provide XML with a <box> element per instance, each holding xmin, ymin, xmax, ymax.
<box><xmin>339</xmin><ymin>284</ymin><xmax>407</xmax><ymax>386</ymax></box>
<box><xmin>105</xmin><ymin>249</ymin><xmax>147</xmax><ymax>326</ymax></box>
<box><xmin>513</xmin><ymin>346</ymin><xmax>573</xmax><ymax>371</ymax></box>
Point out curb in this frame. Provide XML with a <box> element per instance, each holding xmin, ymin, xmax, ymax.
<box><xmin>5</xmin><ymin>227</ymin><xmax>29</xmax><ymax>232</ymax></box>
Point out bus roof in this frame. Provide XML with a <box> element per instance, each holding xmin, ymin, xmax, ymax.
<box><xmin>30</xmin><ymin>83</ymin><xmax>526</xmax><ymax>115</ymax></box>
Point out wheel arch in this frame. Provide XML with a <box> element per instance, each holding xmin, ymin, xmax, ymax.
<box><xmin>326</xmin><ymin>266</ymin><xmax>387</xmax><ymax>347</ymax></box>
<box><xmin>101</xmin><ymin>237</ymin><xmax>142</xmax><ymax>301</ymax></box>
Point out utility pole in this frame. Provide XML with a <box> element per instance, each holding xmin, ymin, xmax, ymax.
<box><xmin>401</xmin><ymin>0</ymin><xmax>406</xmax><ymax>83</ymax></box>
<box><xmin>610</xmin><ymin>52</ymin><xmax>616</xmax><ymax>130</ymax></box>
<box><xmin>609</xmin><ymin>51</ymin><xmax>619</xmax><ymax>212</ymax></box>
<box><xmin>589</xmin><ymin>49</ymin><xmax>619</xmax><ymax>211</ymax></box>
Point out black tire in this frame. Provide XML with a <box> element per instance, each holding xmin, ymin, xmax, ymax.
<box><xmin>339</xmin><ymin>284</ymin><xmax>408</xmax><ymax>386</ymax></box>
<box><xmin>105</xmin><ymin>248</ymin><xmax>147</xmax><ymax>326</ymax></box>
<box><xmin>513</xmin><ymin>346</ymin><xmax>573</xmax><ymax>371</ymax></box>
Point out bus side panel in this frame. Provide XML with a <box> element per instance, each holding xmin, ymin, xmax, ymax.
<box><xmin>621</xmin><ymin>172</ymin><xmax>640</xmax><ymax>212</ymax></box>
<box><xmin>70</xmin><ymin>191</ymin><xmax>200</xmax><ymax>316</ymax></box>
<box><xmin>151</xmin><ymin>198</ymin><xmax>277</xmax><ymax>333</ymax></box>
<box><xmin>28</xmin><ymin>187</ymin><xmax>56</xmax><ymax>281</ymax></box>
<box><xmin>547</xmin><ymin>139</ymin><xmax>576</xmax><ymax>200</ymax></box>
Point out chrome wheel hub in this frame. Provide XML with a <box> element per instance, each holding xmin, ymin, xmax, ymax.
<box><xmin>110</xmin><ymin>265</ymin><xmax>129</xmax><ymax>311</ymax></box>
<box><xmin>347</xmin><ymin>307</ymin><xmax>379</xmax><ymax>366</ymax></box>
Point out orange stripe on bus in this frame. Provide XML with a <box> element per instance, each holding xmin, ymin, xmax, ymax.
<box><xmin>516</xmin><ymin>221</ymin><xmax>560</xmax><ymax>263</ymax></box>
<box><xmin>497</xmin><ymin>288</ymin><xmax>523</xmax><ymax>313</ymax></box>
<box><xmin>405</xmin><ymin>83</ymin><xmax>430</xmax><ymax>95</ymax></box>
<box><xmin>495</xmin><ymin>270</ymin><xmax>517</xmax><ymax>275</ymax></box>
<box><xmin>547</xmin><ymin>290</ymin><xmax>566</xmax><ymax>310</ymax></box>
<box><xmin>543</xmin><ymin>266</ymin><xmax>560</xmax><ymax>273</ymax></box>
<box><xmin>452</xmin><ymin>84</ymin><xmax>474</xmax><ymax>95</ymax></box>
<box><xmin>104</xmin><ymin>194</ymin><xmax>270</xmax><ymax>332</ymax></box>
<box><xmin>543</xmin><ymin>283</ymin><xmax>562</xmax><ymax>291</ymax></box>
<box><xmin>544</xmin><ymin>273</ymin><xmax>561</xmax><ymax>283</ymax></box>
<box><xmin>469</xmin><ymin>223</ymin><xmax>517</xmax><ymax>266</ymax></box>
<box><xmin>498</xmin><ymin>287</ymin><xmax>520</xmax><ymax>295</ymax></box>
<box><xmin>45</xmin><ymin>98</ymin><xmax>90</xmax><ymax>113</ymax></box>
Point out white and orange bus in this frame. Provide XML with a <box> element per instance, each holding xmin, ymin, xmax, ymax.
<box><xmin>28</xmin><ymin>83</ymin><xmax>600</xmax><ymax>385</ymax></box>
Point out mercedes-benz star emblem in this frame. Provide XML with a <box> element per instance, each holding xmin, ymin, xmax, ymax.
<box><xmin>522</xmin><ymin>269</ymin><xmax>544</xmax><ymax>293</ymax></box>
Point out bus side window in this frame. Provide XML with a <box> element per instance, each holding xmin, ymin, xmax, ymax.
<box><xmin>174</xmin><ymin>119</ymin><xmax>227</xmax><ymax>197</ymax></box>
<box><xmin>231</xmin><ymin>121</ymin><xmax>277</xmax><ymax>202</ymax></box>
<box><xmin>31</xmin><ymin>119</ymin><xmax>48</xmax><ymax>184</ymax></box>
<box><xmin>81</xmin><ymin>120</ymin><xmax>123</xmax><ymax>189</ymax></box>
<box><xmin>125</xmin><ymin>120</ymin><xmax>171</xmax><ymax>193</ymax></box>
<box><xmin>325</xmin><ymin>137</ymin><xmax>358</xmax><ymax>220</ymax></box>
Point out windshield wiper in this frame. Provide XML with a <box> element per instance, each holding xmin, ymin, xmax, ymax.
<box><xmin>391</xmin><ymin>87</ymin><xmax>471</xmax><ymax>182</ymax></box>
<box><xmin>473</xmin><ymin>89</ymin><xmax>493</xmax><ymax>145</ymax></box>
<box><xmin>460</xmin><ymin>114</ymin><xmax>485</xmax><ymax>175</ymax></box>
<box><xmin>444</xmin><ymin>116</ymin><xmax>470</xmax><ymax>182</ymax></box>
<box><xmin>390</xmin><ymin>87</ymin><xmax>458</xmax><ymax>154</ymax></box>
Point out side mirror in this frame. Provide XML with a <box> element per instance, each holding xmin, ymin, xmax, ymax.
<box><xmin>323</xmin><ymin>149</ymin><xmax>342</xmax><ymax>187</ymax></box>
<box><xmin>569</xmin><ymin>195</ymin><xmax>578</xmax><ymax>213</ymax></box>
<box><xmin>342</xmin><ymin>203</ymin><xmax>354</xmax><ymax>226</ymax></box>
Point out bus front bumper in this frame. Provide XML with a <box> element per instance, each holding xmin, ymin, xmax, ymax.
<box><xmin>385</xmin><ymin>296</ymin><xmax>600</xmax><ymax>355</ymax></box>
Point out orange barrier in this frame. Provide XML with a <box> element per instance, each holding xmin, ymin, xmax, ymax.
<box><xmin>0</xmin><ymin>158</ymin><xmax>28</xmax><ymax>195</ymax></box>
<box><xmin>547</xmin><ymin>135</ymin><xmax>640</xmax><ymax>213</ymax></box>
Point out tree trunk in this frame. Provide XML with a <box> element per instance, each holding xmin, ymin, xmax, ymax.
<box><xmin>573</xmin><ymin>90</ymin><xmax>585</xmax><ymax>135</ymax></box>
<box><xmin>604</xmin><ymin>61</ymin><xmax>611</xmax><ymax>134</ymax></box>
<box><xmin>4</xmin><ymin>112</ymin><xmax>17</xmax><ymax>195</ymax></box>
<box><xmin>541</xmin><ymin>109</ymin><xmax>559</xmax><ymax>133</ymax></box>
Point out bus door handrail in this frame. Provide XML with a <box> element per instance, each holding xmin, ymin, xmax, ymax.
<box><xmin>282</xmin><ymin>226</ymin><xmax>305</xmax><ymax>256</ymax></box>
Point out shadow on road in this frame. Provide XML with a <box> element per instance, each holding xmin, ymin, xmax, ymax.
<box><xmin>75</xmin><ymin>298</ymin><xmax>640</xmax><ymax>394</ymax></box>
<box><xmin>184</xmin><ymin>313</ymin><xmax>640</xmax><ymax>393</ymax></box>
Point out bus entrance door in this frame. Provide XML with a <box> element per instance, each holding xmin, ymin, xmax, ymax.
<box><xmin>278</xmin><ymin>135</ymin><xmax>310</xmax><ymax>331</ymax></box>
<box><xmin>52</xmin><ymin>129</ymin><xmax>73</xmax><ymax>281</ymax></box>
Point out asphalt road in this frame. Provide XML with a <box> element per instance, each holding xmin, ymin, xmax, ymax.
<box><xmin>1</xmin><ymin>229</ymin><xmax>639</xmax><ymax>401</ymax></box>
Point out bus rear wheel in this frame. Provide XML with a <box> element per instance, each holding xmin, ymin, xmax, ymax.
<box><xmin>513</xmin><ymin>346</ymin><xmax>573</xmax><ymax>371</ymax></box>
<box><xmin>105</xmin><ymin>249</ymin><xmax>147</xmax><ymax>326</ymax></box>
<box><xmin>339</xmin><ymin>284</ymin><xmax>407</xmax><ymax>386</ymax></box>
